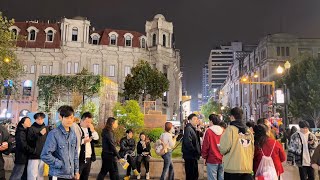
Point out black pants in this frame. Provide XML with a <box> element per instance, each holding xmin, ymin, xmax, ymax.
<box><xmin>136</xmin><ymin>155</ymin><xmax>150</xmax><ymax>173</ymax></box>
<box><xmin>184</xmin><ymin>159</ymin><xmax>199</xmax><ymax>180</ymax></box>
<box><xmin>224</xmin><ymin>172</ymin><xmax>253</xmax><ymax>180</ymax></box>
<box><xmin>126</xmin><ymin>155</ymin><xmax>136</xmax><ymax>176</ymax></box>
<box><xmin>97</xmin><ymin>156</ymin><xmax>119</xmax><ymax>180</ymax></box>
<box><xmin>299</xmin><ymin>166</ymin><xmax>315</xmax><ymax>180</ymax></box>
<box><xmin>49</xmin><ymin>177</ymin><xmax>72</xmax><ymax>180</ymax></box>
<box><xmin>79</xmin><ymin>158</ymin><xmax>92</xmax><ymax>180</ymax></box>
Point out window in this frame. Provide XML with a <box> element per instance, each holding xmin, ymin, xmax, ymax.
<box><xmin>124</xmin><ymin>66</ymin><xmax>131</xmax><ymax>76</ymax></box>
<box><xmin>46</xmin><ymin>30</ymin><xmax>53</xmax><ymax>42</ymax></box>
<box><xmin>163</xmin><ymin>34</ymin><xmax>166</xmax><ymax>47</ymax></box>
<box><xmin>109</xmin><ymin>65</ymin><xmax>115</xmax><ymax>77</ymax></box>
<box><xmin>110</xmin><ymin>35</ymin><xmax>117</xmax><ymax>45</ymax></box>
<box><xmin>30</xmin><ymin>65</ymin><xmax>35</xmax><ymax>74</ymax></box>
<box><xmin>261</xmin><ymin>49</ymin><xmax>266</xmax><ymax>60</ymax></box>
<box><xmin>125</xmin><ymin>36</ymin><xmax>132</xmax><ymax>47</ymax></box>
<box><xmin>72</xmin><ymin>28</ymin><xmax>78</xmax><ymax>41</ymax></box>
<box><xmin>49</xmin><ymin>65</ymin><xmax>52</xmax><ymax>74</ymax></box>
<box><xmin>281</xmin><ymin>47</ymin><xmax>285</xmax><ymax>57</ymax></box>
<box><xmin>277</xmin><ymin>47</ymin><xmax>281</xmax><ymax>56</ymax></box>
<box><xmin>23</xmin><ymin>65</ymin><xmax>28</xmax><ymax>73</ymax></box>
<box><xmin>67</xmin><ymin>62</ymin><xmax>72</xmax><ymax>74</ymax></box>
<box><xmin>11</xmin><ymin>29</ymin><xmax>17</xmax><ymax>39</ymax></box>
<box><xmin>23</xmin><ymin>80</ymin><xmax>32</xmax><ymax>96</ymax></box>
<box><xmin>141</xmin><ymin>38</ymin><xmax>146</xmax><ymax>48</ymax></box>
<box><xmin>286</xmin><ymin>47</ymin><xmax>290</xmax><ymax>56</ymax></box>
<box><xmin>163</xmin><ymin>65</ymin><xmax>168</xmax><ymax>78</ymax></box>
<box><xmin>29</xmin><ymin>30</ymin><xmax>36</xmax><ymax>41</ymax></box>
<box><xmin>42</xmin><ymin>65</ymin><xmax>46</xmax><ymax>74</ymax></box>
<box><xmin>93</xmin><ymin>64</ymin><xmax>99</xmax><ymax>75</ymax></box>
<box><xmin>152</xmin><ymin>34</ymin><xmax>157</xmax><ymax>46</ymax></box>
<box><xmin>92</xmin><ymin>35</ymin><xmax>99</xmax><ymax>45</ymax></box>
<box><xmin>74</xmin><ymin>62</ymin><xmax>79</xmax><ymax>74</ymax></box>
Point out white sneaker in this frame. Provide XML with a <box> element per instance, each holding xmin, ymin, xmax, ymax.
<box><xmin>137</xmin><ymin>174</ymin><xmax>141</xmax><ymax>179</ymax></box>
<box><xmin>146</xmin><ymin>172</ymin><xmax>150</xmax><ymax>179</ymax></box>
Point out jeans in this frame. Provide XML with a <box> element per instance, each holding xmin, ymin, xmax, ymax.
<box><xmin>184</xmin><ymin>159</ymin><xmax>199</xmax><ymax>180</ymax></box>
<box><xmin>27</xmin><ymin>159</ymin><xmax>44</xmax><ymax>180</ymax></box>
<box><xmin>160</xmin><ymin>152</ymin><xmax>174</xmax><ymax>180</ymax></box>
<box><xmin>207</xmin><ymin>163</ymin><xmax>224</xmax><ymax>180</ymax></box>
<box><xmin>9</xmin><ymin>164</ymin><xmax>26</xmax><ymax>180</ymax></box>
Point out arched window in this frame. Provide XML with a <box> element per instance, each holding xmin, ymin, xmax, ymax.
<box><xmin>163</xmin><ymin>34</ymin><xmax>166</xmax><ymax>47</ymax></box>
<box><xmin>141</xmin><ymin>38</ymin><xmax>146</xmax><ymax>48</ymax></box>
<box><xmin>125</xmin><ymin>35</ymin><xmax>132</xmax><ymax>47</ymax></box>
<box><xmin>29</xmin><ymin>30</ymin><xmax>36</xmax><ymax>41</ymax></box>
<box><xmin>11</xmin><ymin>29</ymin><xmax>17</xmax><ymax>40</ymax></box>
<box><xmin>72</xmin><ymin>27</ymin><xmax>78</xmax><ymax>41</ymax></box>
<box><xmin>23</xmin><ymin>80</ymin><xmax>32</xmax><ymax>96</ymax></box>
<box><xmin>110</xmin><ymin>34</ymin><xmax>117</xmax><ymax>45</ymax></box>
<box><xmin>152</xmin><ymin>34</ymin><xmax>157</xmax><ymax>46</ymax></box>
<box><xmin>47</xmin><ymin>30</ymin><xmax>54</xmax><ymax>42</ymax></box>
<box><xmin>92</xmin><ymin>35</ymin><xmax>99</xmax><ymax>45</ymax></box>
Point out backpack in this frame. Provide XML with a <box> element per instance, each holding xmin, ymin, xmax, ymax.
<box><xmin>255</xmin><ymin>141</ymin><xmax>278</xmax><ymax>180</ymax></box>
<box><xmin>154</xmin><ymin>134</ymin><xmax>168</xmax><ymax>156</ymax></box>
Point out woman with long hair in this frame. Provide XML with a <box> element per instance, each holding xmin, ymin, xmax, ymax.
<box><xmin>9</xmin><ymin>117</ymin><xmax>32</xmax><ymax>180</ymax></box>
<box><xmin>160</xmin><ymin>122</ymin><xmax>177</xmax><ymax>180</ymax></box>
<box><xmin>253</xmin><ymin>125</ymin><xmax>286</xmax><ymax>179</ymax></box>
<box><xmin>136</xmin><ymin>132</ymin><xmax>151</xmax><ymax>179</ymax></box>
<box><xmin>97</xmin><ymin>117</ymin><xmax>123</xmax><ymax>180</ymax></box>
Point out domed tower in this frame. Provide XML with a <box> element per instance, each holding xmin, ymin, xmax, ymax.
<box><xmin>60</xmin><ymin>16</ymin><xmax>91</xmax><ymax>46</ymax></box>
<box><xmin>145</xmin><ymin>14</ymin><xmax>173</xmax><ymax>48</ymax></box>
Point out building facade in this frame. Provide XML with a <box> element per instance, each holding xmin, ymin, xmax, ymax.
<box><xmin>201</xmin><ymin>63</ymin><xmax>209</xmax><ymax>104</ymax></box>
<box><xmin>1</xmin><ymin>14</ymin><xmax>182</xmax><ymax>123</ymax></box>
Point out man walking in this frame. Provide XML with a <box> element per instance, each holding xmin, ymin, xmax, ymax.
<box><xmin>41</xmin><ymin>105</ymin><xmax>80</xmax><ymax>180</ymax></box>
<box><xmin>0</xmin><ymin>124</ymin><xmax>10</xmax><ymax>180</ymax></box>
<box><xmin>78</xmin><ymin>112</ymin><xmax>99</xmax><ymax>180</ymax></box>
<box><xmin>219</xmin><ymin>107</ymin><xmax>254</xmax><ymax>180</ymax></box>
<box><xmin>27</xmin><ymin>112</ymin><xmax>48</xmax><ymax>180</ymax></box>
<box><xmin>182</xmin><ymin>113</ymin><xmax>201</xmax><ymax>180</ymax></box>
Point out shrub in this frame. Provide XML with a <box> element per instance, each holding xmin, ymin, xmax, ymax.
<box><xmin>146</xmin><ymin>128</ymin><xmax>163</xmax><ymax>142</ymax></box>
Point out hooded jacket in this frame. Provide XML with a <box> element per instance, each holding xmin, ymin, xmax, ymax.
<box><xmin>201</xmin><ymin>125</ymin><xmax>223</xmax><ymax>164</ymax></box>
<box><xmin>219</xmin><ymin>120</ymin><xmax>254</xmax><ymax>174</ymax></box>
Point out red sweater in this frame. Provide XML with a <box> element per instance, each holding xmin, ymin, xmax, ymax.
<box><xmin>253</xmin><ymin>138</ymin><xmax>286</xmax><ymax>176</ymax></box>
<box><xmin>201</xmin><ymin>125</ymin><xmax>223</xmax><ymax>164</ymax></box>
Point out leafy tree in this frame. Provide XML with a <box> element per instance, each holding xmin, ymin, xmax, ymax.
<box><xmin>284</xmin><ymin>55</ymin><xmax>320</xmax><ymax>128</ymax></box>
<box><xmin>113</xmin><ymin>100</ymin><xmax>144</xmax><ymax>130</ymax></box>
<box><xmin>123</xmin><ymin>60</ymin><xmax>169</xmax><ymax>101</ymax></box>
<box><xmin>81</xmin><ymin>101</ymin><xmax>98</xmax><ymax>124</ymax></box>
<box><xmin>201</xmin><ymin>99</ymin><xmax>219</xmax><ymax>121</ymax></box>
<box><xmin>0</xmin><ymin>12</ymin><xmax>23</xmax><ymax>98</ymax></box>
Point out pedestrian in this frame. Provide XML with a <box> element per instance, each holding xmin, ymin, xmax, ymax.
<box><xmin>245</xmin><ymin>121</ymin><xmax>255</xmax><ymax>134</ymax></box>
<box><xmin>219</xmin><ymin>107</ymin><xmax>254</xmax><ymax>180</ymax></box>
<box><xmin>136</xmin><ymin>132</ymin><xmax>151</xmax><ymax>180</ymax></box>
<box><xmin>257</xmin><ymin>118</ymin><xmax>275</xmax><ymax>139</ymax></box>
<box><xmin>97</xmin><ymin>117</ymin><xmax>124</xmax><ymax>180</ymax></box>
<box><xmin>287</xmin><ymin>120</ymin><xmax>318</xmax><ymax>180</ymax></box>
<box><xmin>160</xmin><ymin>122</ymin><xmax>177</xmax><ymax>180</ymax></box>
<box><xmin>0</xmin><ymin>121</ymin><xmax>10</xmax><ymax>180</ymax></box>
<box><xmin>201</xmin><ymin>114</ymin><xmax>224</xmax><ymax>180</ymax></box>
<box><xmin>27</xmin><ymin>112</ymin><xmax>48</xmax><ymax>180</ymax></box>
<box><xmin>253</xmin><ymin>125</ymin><xmax>286</xmax><ymax>179</ymax></box>
<box><xmin>119</xmin><ymin>129</ymin><xmax>140</xmax><ymax>180</ymax></box>
<box><xmin>182</xmin><ymin>113</ymin><xmax>201</xmax><ymax>180</ymax></box>
<box><xmin>311</xmin><ymin>144</ymin><xmax>320</xmax><ymax>176</ymax></box>
<box><xmin>218</xmin><ymin>121</ymin><xmax>227</xmax><ymax>130</ymax></box>
<box><xmin>9</xmin><ymin>117</ymin><xmax>33</xmax><ymax>180</ymax></box>
<box><xmin>78</xmin><ymin>112</ymin><xmax>99</xmax><ymax>180</ymax></box>
<box><xmin>41</xmin><ymin>105</ymin><xmax>80</xmax><ymax>180</ymax></box>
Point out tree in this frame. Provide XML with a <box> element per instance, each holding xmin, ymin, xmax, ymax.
<box><xmin>113</xmin><ymin>100</ymin><xmax>144</xmax><ymax>130</ymax></box>
<box><xmin>283</xmin><ymin>55</ymin><xmax>320</xmax><ymax>128</ymax></box>
<box><xmin>123</xmin><ymin>60</ymin><xmax>169</xmax><ymax>101</ymax></box>
<box><xmin>0</xmin><ymin>12</ymin><xmax>23</xmax><ymax>98</ymax></box>
<box><xmin>201</xmin><ymin>99</ymin><xmax>219</xmax><ymax>121</ymax></box>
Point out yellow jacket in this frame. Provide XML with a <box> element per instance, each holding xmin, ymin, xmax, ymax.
<box><xmin>219</xmin><ymin>125</ymin><xmax>254</xmax><ymax>174</ymax></box>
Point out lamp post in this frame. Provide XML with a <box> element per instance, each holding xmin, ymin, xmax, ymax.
<box><xmin>277</xmin><ymin>61</ymin><xmax>291</xmax><ymax>128</ymax></box>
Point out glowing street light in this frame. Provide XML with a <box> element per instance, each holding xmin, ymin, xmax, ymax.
<box><xmin>277</xmin><ymin>65</ymin><xmax>284</xmax><ymax>74</ymax></box>
<box><xmin>284</xmin><ymin>60</ymin><xmax>291</xmax><ymax>69</ymax></box>
<box><xmin>253</xmin><ymin>73</ymin><xmax>259</xmax><ymax>78</ymax></box>
<box><xmin>241</xmin><ymin>76</ymin><xmax>248</xmax><ymax>82</ymax></box>
<box><xmin>4</xmin><ymin>57</ymin><xmax>11</xmax><ymax>63</ymax></box>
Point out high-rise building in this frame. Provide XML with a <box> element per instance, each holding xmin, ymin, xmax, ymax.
<box><xmin>201</xmin><ymin>63</ymin><xmax>209</xmax><ymax>104</ymax></box>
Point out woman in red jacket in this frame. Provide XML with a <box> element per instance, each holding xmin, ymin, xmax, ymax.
<box><xmin>253</xmin><ymin>124</ymin><xmax>286</xmax><ymax>179</ymax></box>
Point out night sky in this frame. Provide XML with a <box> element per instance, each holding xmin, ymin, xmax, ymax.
<box><xmin>1</xmin><ymin>0</ymin><xmax>320</xmax><ymax>110</ymax></box>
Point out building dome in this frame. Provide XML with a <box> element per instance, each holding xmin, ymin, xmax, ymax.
<box><xmin>154</xmin><ymin>14</ymin><xmax>166</xmax><ymax>20</ymax></box>
<box><xmin>72</xmin><ymin>16</ymin><xmax>87</xmax><ymax>20</ymax></box>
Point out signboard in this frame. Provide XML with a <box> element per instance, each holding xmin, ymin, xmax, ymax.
<box><xmin>276</xmin><ymin>89</ymin><xmax>284</xmax><ymax>104</ymax></box>
<box><xmin>144</xmin><ymin>101</ymin><xmax>156</xmax><ymax>114</ymax></box>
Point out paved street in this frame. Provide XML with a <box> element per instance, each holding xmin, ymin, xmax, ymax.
<box><xmin>4</xmin><ymin>164</ymin><xmax>318</xmax><ymax>180</ymax></box>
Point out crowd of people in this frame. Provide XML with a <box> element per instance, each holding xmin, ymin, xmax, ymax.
<box><xmin>0</xmin><ymin>105</ymin><xmax>319</xmax><ymax>180</ymax></box>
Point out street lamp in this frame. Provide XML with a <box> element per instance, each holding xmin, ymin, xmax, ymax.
<box><xmin>277</xmin><ymin>60</ymin><xmax>291</xmax><ymax>128</ymax></box>
<box><xmin>3</xmin><ymin>57</ymin><xmax>11</xmax><ymax>63</ymax></box>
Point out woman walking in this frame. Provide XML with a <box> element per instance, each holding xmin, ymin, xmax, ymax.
<box><xmin>9</xmin><ymin>117</ymin><xmax>32</xmax><ymax>180</ymax></box>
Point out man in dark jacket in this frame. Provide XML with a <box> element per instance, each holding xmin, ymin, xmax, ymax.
<box><xmin>119</xmin><ymin>129</ymin><xmax>139</xmax><ymax>180</ymax></box>
<box><xmin>0</xmin><ymin>124</ymin><xmax>10</xmax><ymax>180</ymax></box>
<box><xmin>78</xmin><ymin>112</ymin><xmax>99</xmax><ymax>180</ymax></box>
<box><xmin>182</xmin><ymin>113</ymin><xmax>201</xmax><ymax>180</ymax></box>
<box><xmin>27</xmin><ymin>112</ymin><xmax>48</xmax><ymax>180</ymax></box>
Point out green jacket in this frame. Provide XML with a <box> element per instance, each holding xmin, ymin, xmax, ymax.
<box><xmin>220</xmin><ymin>125</ymin><xmax>254</xmax><ymax>174</ymax></box>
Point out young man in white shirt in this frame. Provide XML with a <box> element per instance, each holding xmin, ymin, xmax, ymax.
<box><xmin>78</xmin><ymin>112</ymin><xmax>99</xmax><ymax>180</ymax></box>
